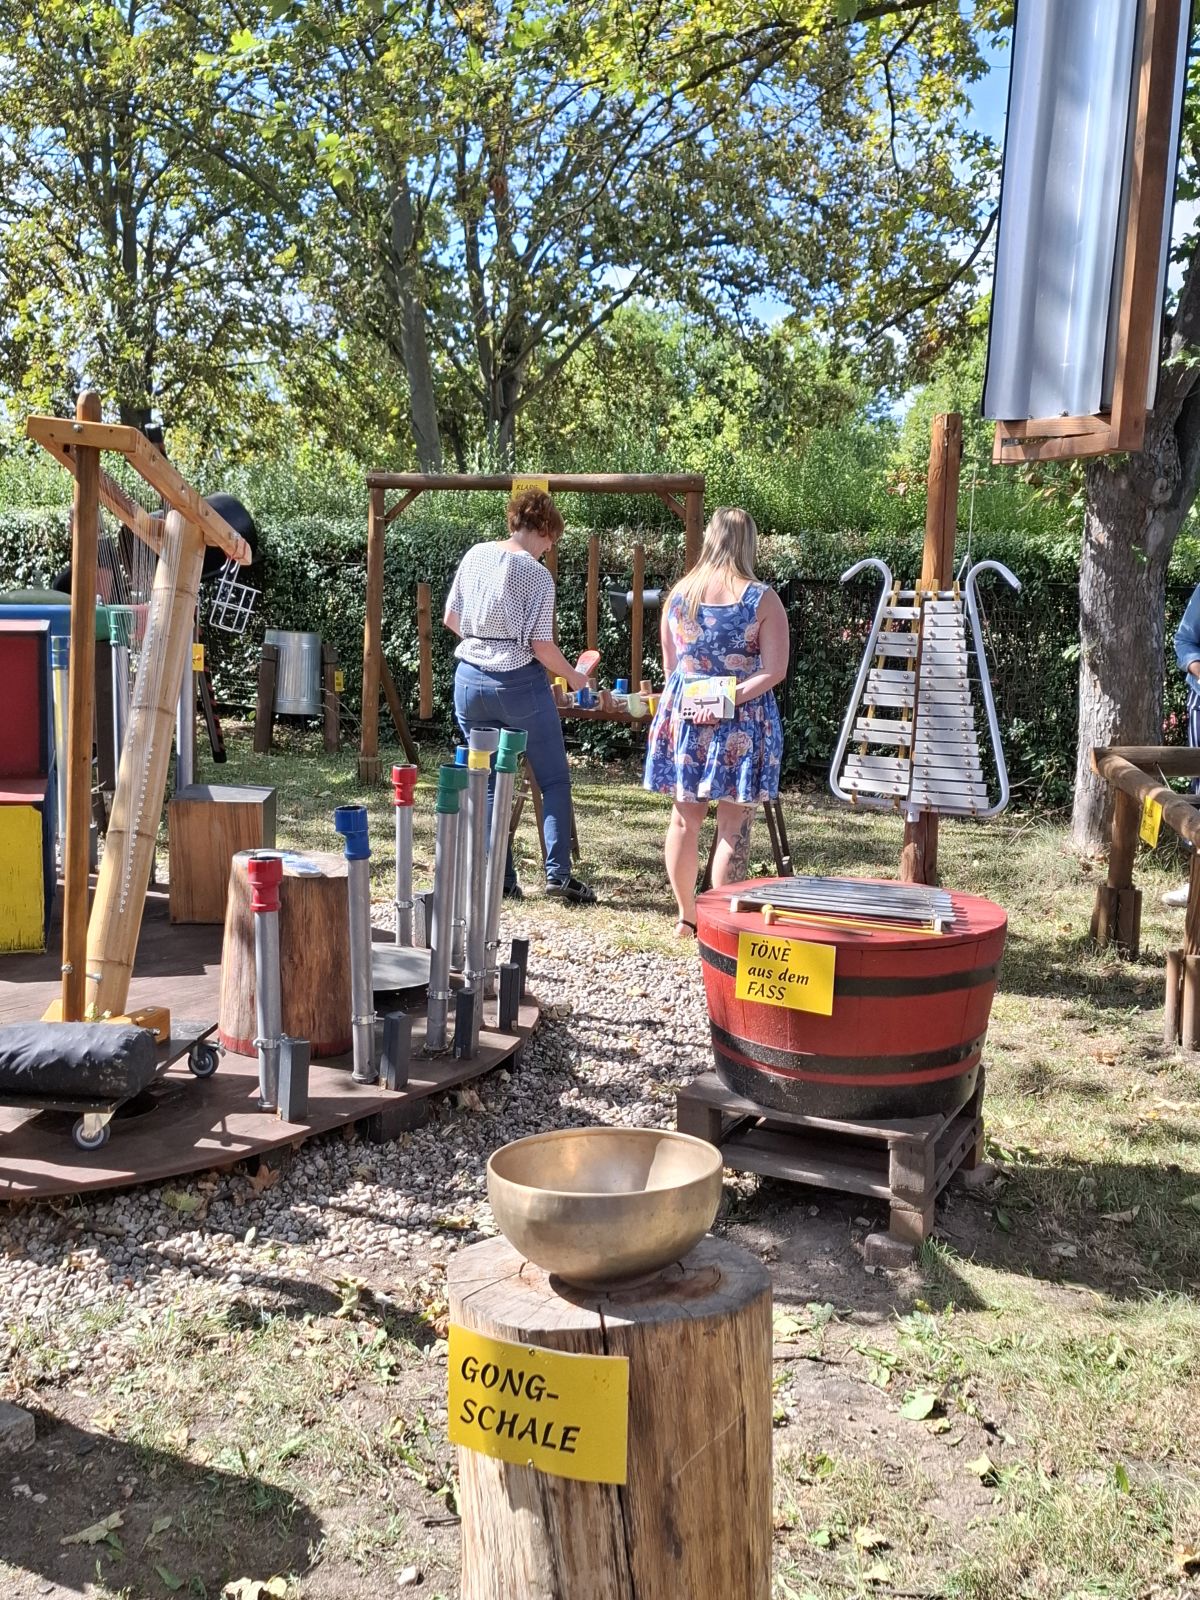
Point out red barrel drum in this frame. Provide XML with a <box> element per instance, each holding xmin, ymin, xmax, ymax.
<box><xmin>695</xmin><ymin>877</ymin><xmax>1007</xmax><ymax>1120</ymax></box>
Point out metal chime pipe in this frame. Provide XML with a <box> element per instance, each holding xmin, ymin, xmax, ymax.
<box><xmin>450</xmin><ymin>745</ymin><xmax>469</xmax><ymax>972</ymax></box>
<box><xmin>175</xmin><ymin>650</ymin><xmax>195</xmax><ymax>790</ymax></box>
<box><xmin>426</xmin><ymin>764</ymin><xmax>466</xmax><ymax>1052</ymax></box>
<box><xmin>51</xmin><ymin>637</ymin><xmax>69</xmax><ymax>866</ymax></box>
<box><xmin>392</xmin><ymin>763</ymin><xmax>418</xmax><ymax>946</ymax></box>
<box><xmin>483</xmin><ymin>729</ymin><xmax>527</xmax><ymax>998</ymax></box>
<box><xmin>247</xmin><ymin>851</ymin><xmax>284</xmax><ymax>1110</ymax></box>
<box><xmin>334</xmin><ymin>805</ymin><xmax>376</xmax><ymax>1084</ymax></box>
<box><xmin>111</xmin><ymin>642</ymin><xmax>131</xmax><ymax>784</ymax></box>
<box><xmin>464</xmin><ymin>728</ymin><xmax>500</xmax><ymax>1055</ymax></box>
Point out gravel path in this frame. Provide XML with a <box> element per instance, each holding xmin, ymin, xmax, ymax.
<box><xmin>0</xmin><ymin>914</ymin><xmax>712</xmax><ymax>1388</ymax></box>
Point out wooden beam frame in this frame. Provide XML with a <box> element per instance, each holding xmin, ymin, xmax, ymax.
<box><xmin>358</xmin><ymin>470</ymin><xmax>706</xmax><ymax>782</ymax></box>
<box><xmin>993</xmin><ymin>0</ymin><xmax>1185</xmax><ymax>466</ymax></box>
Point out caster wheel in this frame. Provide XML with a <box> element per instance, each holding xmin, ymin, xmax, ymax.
<box><xmin>188</xmin><ymin>1042</ymin><xmax>219</xmax><ymax>1078</ymax></box>
<box><xmin>72</xmin><ymin>1119</ymin><xmax>110</xmax><ymax>1152</ymax></box>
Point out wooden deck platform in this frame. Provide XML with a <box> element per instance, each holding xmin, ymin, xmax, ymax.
<box><xmin>0</xmin><ymin>890</ymin><xmax>537</xmax><ymax>1200</ymax></box>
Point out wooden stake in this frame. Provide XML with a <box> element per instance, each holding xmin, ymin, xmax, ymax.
<box><xmin>901</xmin><ymin>412</ymin><xmax>962</xmax><ymax>885</ymax></box>
<box><xmin>359</xmin><ymin>484</ymin><xmax>386</xmax><ymax>783</ymax></box>
<box><xmin>684</xmin><ymin>488</ymin><xmax>704</xmax><ymax>571</ymax></box>
<box><xmin>417</xmin><ymin>582</ymin><xmax>434</xmax><ymax>720</ymax></box>
<box><xmin>253</xmin><ymin>643</ymin><xmax>279</xmax><ymax>755</ymax></box>
<box><xmin>61</xmin><ymin>390</ymin><xmax>102</xmax><ymax>1021</ymax></box>
<box><xmin>86</xmin><ymin>510</ymin><xmax>206</xmax><ymax>1016</ymax></box>
<box><xmin>631</xmin><ymin>541</ymin><xmax>645</xmax><ymax>688</ymax></box>
<box><xmin>586</xmin><ymin>532</ymin><xmax>599</xmax><ymax>652</ymax></box>
<box><xmin>1165</xmin><ymin>947</ymin><xmax>1183</xmax><ymax>1044</ymax></box>
<box><xmin>322</xmin><ymin>642</ymin><xmax>341</xmax><ymax>754</ymax></box>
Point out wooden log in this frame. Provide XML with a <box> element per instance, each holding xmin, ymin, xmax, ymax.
<box><xmin>86</xmin><ymin>509</ymin><xmax>206</xmax><ymax>1017</ymax></box>
<box><xmin>380</xmin><ymin>657</ymin><xmax>419</xmax><ymax>764</ymax></box>
<box><xmin>365</xmin><ymin>472</ymin><xmax>705</xmax><ymax>496</ymax></box>
<box><xmin>322</xmin><ymin>643</ymin><xmax>341</xmax><ymax>754</ymax></box>
<box><xmin>631</xmin><ymin>541</ymin><xmax>644</xmax><ymax>689</ymax></box>
<box><xmin>359</xmin><ymin>485</ymin><xmax>386</xmax><ymax>783</ymax></box>
<box><xmin>921</xmin><ymin>412</ymin><xmax>961</xmax><ymax>592</ymax></box>
<box><xmin>1093</xmin><ymin>744</ymin><xmax>1200</xmax><ymax>779</ymax></box>
<box><xmin>448</xmin><ymin>1234</ymin><xmax>772</xmax><ymax>1600</ymax></box>
<box><xmin>899</xmin><ymin>810</ymin><xmax>938</xmax><ymax>885</ymax></box>
<box><xmin>1090</xmin><ymin>751</ymin><xmax>1200</xmax><ymax>849</ymax></box>
<box><xmin>586</xmin><ymin>533</ymin><xmax>599</xmax><ymax>652</ymax></box>
<box><xmin>1184</xmin><ymin>846</ymin><xmax>1200</xmax><ymax>956</ymax></box>
<box><xmin>61</xmin><ymin>391</ymin><xmax>102</xmax><ymax>1021</ymax></box>
<box><xmin>253</xmin><ymin>643</ymin><xmax>279</xmax><ymax>755</ymax></box>
<box><xmin>1182</xmin><ymin>954</ymin><xmax>1200</xmax><ymax>1052</ymax></box>
<box><xmin>1108</xmin><ymin>788</ymin><xmax>1141</xmax><ymax>890</ymax></box>
<box><xmin>417</xmin><ymin>582</ymin><xmax>434</xmax><ymax>719</ymax></box>
<box><xmin>1165</xmin><ymin>947</ymin><xmax>1183</xmax><ymax>1045</ymax></box>
<box><xmin>218</xmin><ymin>849</ymin><xmax>352</xmax><ymax>1058</ymax></box>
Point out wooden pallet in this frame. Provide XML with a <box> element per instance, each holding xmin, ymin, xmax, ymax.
<box><xmin>677</xmin><ymin>1067</ymin><xmax>984</xmax><ymax>1264</ymax></box>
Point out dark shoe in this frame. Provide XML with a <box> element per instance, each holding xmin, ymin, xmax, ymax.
<box><xmin>503</xmin><ymin>882</ymin><xmax>524</xmax><ymax>901</ymax></box>
<box><xmin>545</xmin><ymin>876</ymin><xmax>597</xmax><ymax>905</ymax></box>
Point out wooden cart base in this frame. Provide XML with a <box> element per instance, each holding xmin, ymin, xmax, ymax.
<box><xmin>677</xmin><ymin>1067</ymin><xmax>984</xmax><ymax>1266</ymax></box>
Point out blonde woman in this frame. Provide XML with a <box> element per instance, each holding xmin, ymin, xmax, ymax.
<box><xmin>644</xmin><ymin>508</ymin><xmax>788</xmax><ymax>936</ymax></box>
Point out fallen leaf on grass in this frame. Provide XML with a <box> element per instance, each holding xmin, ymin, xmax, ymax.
<box><xmin>1181</xmin><ymin>1194</ymin><xmax>1200</xmax><ymax>1212</ymax></box>
<box><xmin>162</xmin><ymin>1189</ymin><xmax>201</xmax><ymax>1214</ymax></box>
<box><xmin>854</xmin><ymin>1526</ymin><xmax>887</xmax><ymax>1550</ymax></box>
<box><xmin>1176</xmin><ymin>1548</ymin><xmax>1200</xmax><ymax>1574</ymax></box>
<box><xmin>1114</xmin><ymin>1462</ymin><xmax>1131</xmax><ymax>1494</ymax></box>
<box><xmin>1049</xmin><ymin>1242</ymin><xmax>1078</xmax><ymax>1260</ymax></box>
<box><xmin>222</xmin><ymin>1582</ymin><xmax>289</xmax><ymax>1600</ymax></box>
<box><xmin>928</xmin><ymin>1416</ymin><xmax>953</xmax><ymax>1434</ymax></box>
<box><xmin>993</xmin><ymin>1207</ymin><xmax>1013</xmax><ymax>1233</ymax></box>
<box><xmin>451</xmin><ymin>1087</ymin><xmax>484</xmax><ymax>1112</ymax></box>
<box><xmin>899</xmin><ymin>1390</ymin><xmax>938</xmax><ymax>1421</ymax></box>
<box><xmin>1100</xmin><ymin>1207</ymin><xmax>1139</xmax><ymax>1224</ymax></box>
<box><xmin>61</xmin><ymin>1511</ymin><xmax>124</xmax><ymax>1546</ymax></box>
<box><xmin>155</xmin><ymin>1566</ymin><xmax>185</xmax><ymax>1592</ymax></box>
<box><xmin>862</xmin><ymin>1561</ymin><xmax>892</xmax><ymax>1583</ymax></box>
<box><xmin>966</xmin><ymin>1453</ymin><xmax>999</xmax><ymax>1484</ymax></box>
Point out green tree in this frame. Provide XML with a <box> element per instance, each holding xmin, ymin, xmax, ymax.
<box><xmin>0</xmin><ymin>0</ymin><xmax>298</xmax><ymax>441</ymax></box>
<box><xmin>223</xmin><ymin>0</ymin><xmax>1004</xmax><ymax>468</ymax></box>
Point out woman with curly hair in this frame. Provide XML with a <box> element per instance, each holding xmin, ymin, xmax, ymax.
<box><xmin>444</xmin><ymin>488</ymin><xmax>596</xmax><ymax>904</ymax></box>
<box><xmin>644</xmin><ymin>506</ymin><xmax>788</xmax><ymax>936</ymax></box>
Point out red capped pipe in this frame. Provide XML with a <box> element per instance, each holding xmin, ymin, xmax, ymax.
<box><xmin>246</xmin><ymin>851</ymin><xmax>283</xmax><ymax>914</ymax></box>
<box><xmin>392</xmin><ymin>764</ymin><xmax>419</xmax><ymax>806</ymax></box>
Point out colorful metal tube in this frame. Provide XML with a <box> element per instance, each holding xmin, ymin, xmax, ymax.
<box><xmin>247</xmin><ymin>851</ymin><xmax>284</xmax><ymax>1109</ymax></box>
<box><xmin>392</xmin><ymin>763</ymin><xmax>418</xmax><ymax>946</ymax></box>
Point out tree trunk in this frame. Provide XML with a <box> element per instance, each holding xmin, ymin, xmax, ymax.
<box><xmin>1071</xmin><ymin>432</ymin><xmax>1178</xmax><ymax>856</ymax></box>
<box><xmin>385</xmin><ymin>175</ymin><xmax>443</xmax><ymax>472</ymax></box>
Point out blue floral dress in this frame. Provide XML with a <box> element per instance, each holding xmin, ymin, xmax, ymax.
<box><xmin>643</xmin><ymin>583</ymin><xmax>783</xmax><ymax>803</ymax></box>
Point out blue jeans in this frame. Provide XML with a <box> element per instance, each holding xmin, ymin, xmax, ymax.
<box><xmin>453</xmin><ymin>659</ymin><xmax>573</xmax><ymax>887</ymax></box>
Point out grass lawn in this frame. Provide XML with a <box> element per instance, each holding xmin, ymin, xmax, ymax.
<box><xmin>3</xmin><ymin>724</ymin><xmax>1199</xmax><ymax>1599</ymax></box>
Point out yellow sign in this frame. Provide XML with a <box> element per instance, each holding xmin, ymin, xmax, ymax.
<box><xmin>333</xmin><ymin>669</ymin><xmax>345</xmax><ymax>694</ymax></box>
<box><xmin>191</xmin><ymin>643</ymin><xmax>205</xmax><ymax>673</ymax></box>
<box><xmin>734</xmin><ymin>930</ymin><xmax>836</xmax><ymax>1015</ymax></box>
<box><xmin>510</xmin><ymin>475</ymin><xmax>550</xmax><ymax>498</ymax></box>
<box><xmin>448</xmin><ymin>1325</ymin><xmax>628</xmax><ymax>1484</ymax></box>
<box><xmin>1140</xmin><ymin>797</ymin><xmax>1163</xmax><ymax>848</ymax></box>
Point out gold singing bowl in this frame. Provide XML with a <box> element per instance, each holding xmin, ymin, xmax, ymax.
<box><xmin>487</xmin><ymin>1127</ymin><xmax>724</xmax><ymax>1288</ymax></box>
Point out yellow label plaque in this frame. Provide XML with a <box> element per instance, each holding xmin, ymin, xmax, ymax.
<box><xmin>333</xmin><ymin>669</ymin><xmax>345</xmax><ymax>693</ymax></box>
<box><xmin>1140</xmin><ymin>797</ymin><xmax>1163</xmax><ymax>848</ymax></box>
<box><xmin>510</xmin><ymin>475</ymin><xmax>550</xmax><ymax>497</ymax></box>
<box><xmin>448</xmin><ymin>1325</ymin><xmax>629</xmax><ymax>1484</ymax></box>
<box><xmin>191</xmin><ymin>643</ymin><xmax>205</xmax><ymax>673</ymax></box>
<box><xmin>734</xmin><ymin>930</ymin><xmax>836</xmax><ymax>1015</ymax></box>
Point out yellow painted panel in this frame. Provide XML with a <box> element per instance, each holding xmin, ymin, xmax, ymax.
<box><xmin>0</xmin><ymin>805</ymin><xmax>45</xmax><ymax>953</ymax></box>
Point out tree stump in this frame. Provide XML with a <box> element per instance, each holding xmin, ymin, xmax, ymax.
<box><xmin>448</xmin><ymin>1234</ymin><xmax>772</xmax><ymax>1600</ymax></box>
<box><xmin>218</xmin><ymin>850</ymin><xmax>351</xmax><ymax>1058</ymax></box>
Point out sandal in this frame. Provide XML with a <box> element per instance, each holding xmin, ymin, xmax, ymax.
<box><xmin>545</xmin><ymin>876</ymin><xmax>597</xmax><ymax>905</ymax></box>
<box><xmin>675</xmin><ymin>919</ymin><xmax>697</xmax><ymax>939</ymax></box>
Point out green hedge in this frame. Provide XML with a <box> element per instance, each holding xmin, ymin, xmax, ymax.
<box><xmin>3</xmin><ymin>499</ymin><xmax>1198</xmax><ymax>811</ymax></box>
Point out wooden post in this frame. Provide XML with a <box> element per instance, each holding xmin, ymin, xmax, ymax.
<box><xmin>901</xmin><ymin>412</ymin><xmax>962</xmax><ymax>886</ymax></box>
<box><xmin>61</xmin><ymin>390</ymin><xmax>102</xmax><ymax>1020</ymax></box>
<box><xmin>586</xmin><ymin>532</ymin><xmax>599</xmax><ymax>652</ymax></box>
<box><xmin>1090</xmin><ymin>787</ymin><xmax>1143</xmax><ymax>954</ymax></box>
<box><xmin>631</xmin><ymin>541</ymin><xmax>645</xmax><ymax>688</ymax></box>
<box><xmin>416</xmin><ymin>582</ymin><xmax>434</xmax><ymax>720</ymax></box>
<box><xmin>322</xmin><ymin>643</ymin><xmax>341</xmax><ymax>754</ymax></box>
<box><xmin>379</xmin><ymin>658</ymin><xmax>420</xmax><ymax>764</ymax></box>
<box><xmin>1165</xmin><ymin>947</ymin><xmax>1183</xmax><ymax>1045</ymax></box>
<box><xmin>359</xmin><ymin>484</ymin><xmax>386</xmax><ymax>783</ymax></box>
<box><xmin>253</xmin><ymin>643</ymin><xmax>279</xmax><ymax>755</ymax></box>
<box><xmin>86</xmin><ymin>510</ymin><xmax>206</xmax><ymax>1016</ymax></box>
<box><xmin>545</xmin><ymin>539</ymin><xmax>559</xmax><ymax>644</ymax></box>
<box><xmin>684</xmin><ymin>487</ymin><xmax>703</xmax><ymax>571</ymax></box>
<box><xmin>449</xmin><ymin>1235</ymin><xmax>772</xmax><ymax>1600</ymax></box>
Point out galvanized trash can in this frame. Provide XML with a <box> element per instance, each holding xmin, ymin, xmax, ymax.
<box><xmin>264</xmin><ymin>629</ymin><xmax>322</xmax><ymax>716</ymax></box>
